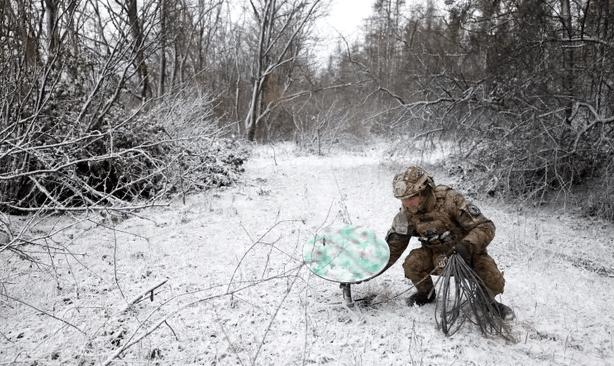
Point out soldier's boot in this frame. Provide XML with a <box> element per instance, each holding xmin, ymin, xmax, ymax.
<box><xmin>406</xmin><ymin>291</ymin><xmax>435</xmax><ymax>306</ymax></box>
<box><xmin>491</xmin><ymin>300</ymin><xmax>515</xmax><ymax>320</ymax></box>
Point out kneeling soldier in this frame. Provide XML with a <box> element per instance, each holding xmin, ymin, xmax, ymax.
<box><xmin>383</xmin><ymin>166</ymin><xmax>514</xmax><ymax>320</ymax></box>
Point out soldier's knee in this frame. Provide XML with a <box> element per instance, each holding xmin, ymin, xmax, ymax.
<box><xmin>474</xmin><ymin>255</ymin><xmax>505</xmax><ymax>295</ymax></box>
<box><xmin>488</xmin><ymin>273</ymin><xmax>505</xmax><ymax>295</ymax></box>
<box><xmin>402</xmin><ymin>249</ymin><xmax>431</xmax><ymax>276</ymax></box>
<box><xmin>402</xmin><ymin>256</ymin><xmax>416</xmax><ymax>278</ymax></box>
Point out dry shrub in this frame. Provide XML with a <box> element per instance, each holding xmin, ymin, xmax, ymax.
<box><xmin>0</xmin><ymin>88</ymin><xmax>248</xmax><ymax>213</ymax></box>
<box><xmin>581</xmin><ymin>165</ymin><xmax>614</xmax><ymax>220</ymax></box>
<box><xmin>439</xmin><ymin>84</ymin><xmax>613</xmax><ymax>220</ymax></box>
<box><xmin>143</xmin><ymin>90</ymin><xmax>249</xmax><ymax>193</ymax></box>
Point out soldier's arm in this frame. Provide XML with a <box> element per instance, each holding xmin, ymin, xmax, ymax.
<box><xmin>447</xmin><ymin>190</ymin><xmax>495</xmax><ymax>254</ymax></box>
<box><xmin>380</xmin><ymin>209</ymin><xmax>413</xmax><ymax>273</ymax></box>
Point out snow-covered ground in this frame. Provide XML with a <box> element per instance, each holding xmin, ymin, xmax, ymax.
<box><xmin>1</xmin><ymin>141</ymin><xmax>614</xmax><ymax>365</ymax></box>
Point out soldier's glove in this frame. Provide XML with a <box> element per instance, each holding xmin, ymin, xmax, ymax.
<box><xmin>418</xmin><ymin>230</ymin><xmax>452</xmax><ymax>246</ymax></box>
<box><xmin>451</xmin><ymin>241</ymin><xmax>472</xmax><ymax>264</ymax></box>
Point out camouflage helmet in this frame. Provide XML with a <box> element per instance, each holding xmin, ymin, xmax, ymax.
<box><xmin>392</xmin><ymin>166</ymin><xmax>434</xmax><ymax>199</ymax></box>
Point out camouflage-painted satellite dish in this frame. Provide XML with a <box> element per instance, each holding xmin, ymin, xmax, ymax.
<box><xmin>303</xmin><ymin>225</ymin><xmax>390</xmax><ymax>284</ymax></box>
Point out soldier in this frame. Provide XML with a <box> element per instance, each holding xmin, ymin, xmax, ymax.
<box><xmin>384</xmin><ymin>165</ymin><xmax>514</xmax><ymax>320</ymax></box>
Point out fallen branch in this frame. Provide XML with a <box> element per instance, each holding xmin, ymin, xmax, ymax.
<box><xmin>102</xmin><ymin>267</ymin><xmax>304</xmax><ymax>366</ymax></box>
<box><xmin>120</xmin><ymin>279</ymin><xmax>169</xmax><ymax>314</ymax></box>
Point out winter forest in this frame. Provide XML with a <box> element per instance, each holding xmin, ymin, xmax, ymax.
<box><xmin>1</xmin><ymin>0</ymin><xmax>614</xmax><ymax>365</ymax></box>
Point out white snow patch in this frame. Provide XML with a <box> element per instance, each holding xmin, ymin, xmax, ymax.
<box><xmin>1</xmin><ymin>141</ymin><xmax>613</xmax><ymax>365</ymax></box>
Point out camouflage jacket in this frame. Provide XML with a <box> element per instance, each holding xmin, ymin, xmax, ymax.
<box><xmin>386</xmin><ymin>185</ymin><xmax>495</xmax><ymax>255</ymax></box>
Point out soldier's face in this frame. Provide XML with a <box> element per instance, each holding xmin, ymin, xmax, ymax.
<box><xmin>401</xmin><ymin>194</ymin><xmax>423</xmax><ymax>210</ymax></box>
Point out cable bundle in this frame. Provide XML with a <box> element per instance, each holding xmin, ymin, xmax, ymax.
<box><xmin>435</xmin><ymin>253</ymin><xmax>513</xmax><ymax>340</ymax></box>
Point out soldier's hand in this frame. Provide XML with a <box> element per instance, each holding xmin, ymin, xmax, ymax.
<box><xmin>419</xmin><ymin>230</ymin><xmax>452</xmax><ymax>246</ymax></box>
<box><xmin>451</xmin><ymin>241</ymin><xmax>472</xmax><ymax>264</ymax></box>
<box><xmin>418</xmin><ymin>229</ymin><xmax>438</xmax><ymax>244</ymax></box>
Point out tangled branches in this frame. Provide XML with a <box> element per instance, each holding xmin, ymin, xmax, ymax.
<box><xmin>0</xmin><ymin>87</ymin><xmax>248</xmax><ymax>262</ymax></box>
<box><xmin>1</xmin><ymin>122</ymin><xmax>164</xmax><ymax>212</ymax></box>
<box><xmin>416</xmin><ymin>77</ymin><xmax>614</xmax><ymax>220</ymax></box>
<box><xmin>435</xmin><ymin>254</ymin><xmax>513</xmax><ymax>340</ymax></box>
<box><xmin>0</xmin><ymin>91</ymin><xmax>248</xmax><ymax>213</ymax></box>
<box><xmin>455</xmin><ymin>94</ymin><xmax>612</xmax><ymax>200</ymax></box>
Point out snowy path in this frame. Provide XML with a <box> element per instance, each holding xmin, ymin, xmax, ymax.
<box><xmin>1</xmin><ymin>143</ymin><xmax>614</xmax><ymax>365</ymax></box>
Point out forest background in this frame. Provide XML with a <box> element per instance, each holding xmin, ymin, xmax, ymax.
<box><xmin>2</xmin><ymin>0</ymin><xmax>613</xmax><ymax>233</ymax></box>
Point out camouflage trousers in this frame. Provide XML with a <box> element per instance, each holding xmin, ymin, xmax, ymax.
<box><xmin>389</xmin><ymin>243</ymin><xmax>505</xmax><ymax>297</ymax></box>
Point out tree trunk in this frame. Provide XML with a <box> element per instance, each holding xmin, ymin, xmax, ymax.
<box><xmin>158</xmin><ymin>0</ymin><xmax>166</xmax><ymax>96</ymax></box>
<box><xmin>44</xmin><ymin>0</ymin><xmax>59</xmax><ymax>56</ymax></box>
<box><xmin>246</xmin><ymin>79</ymin><xmax>262</xmax><ymax>141</ymax></box>
<box><xmin>171</xmin><ymin>41</ymin><xmax>179</xmax><ymax>87</ymax></box>
<box><xmin>45</xmin><ymin>0</ymin><xmax>59</xmax><ymax>58</ymax></box>
<box><xmin>560</xmin><ymin>0</ymin><xmax>574</xmax><ymax>123</ymax></box>
<box><xmin>245</xmin><ymin>0</ymin><xmax>272</xmax><ymax>142</ymax></box>
<box><xmin>125</xmin><ymin>0</ymin><xmax>150</xmax><ymax>100</ymax></box>
<box><xmin>596</xmin><ymin>0</ymin><xmax>610</xmax><ymax>113</ymax></box>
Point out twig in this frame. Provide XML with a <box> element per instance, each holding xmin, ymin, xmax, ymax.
<box><xmin>261</xmin><ymin>236</ymin><xmax>282</xmax><ymax>278</ymax></box>
<box><xmin>413</xmin><ymin>128</ymin><xmax>445</xmax><ymax>140</ymax></box>
<box><xmin>0</xmin><ymin>330</ymin><xmax>13</xmax><ymax>343</ymax></box>
<box><xmin>5</xmin><ymin>202</ymin><xmax>171</xmax><ymax>213</ymax></box>
<box><xmin>112</xmin><ymin>218</ymin><xmax>126</xmax><ymax>301</ymax></box>
<box><xmin>102</xmin><ymin>317</ymin><xmax>168</xmax><ymax>366</ymax></box>
<box><xmin>120</xmin><ymin>279</ymin><xmax>169</xmax><ymax>313</ymax></box>
<box><xmin>227</xmin><ymin>219</ymin><xmax>301</xmax><ymax>293</ymax></box>
<box><xmin>102</xmin><ymin>267</ymin><xmax>303</xmax><ymax>366</ymax></box>
<box><xmin>164</xmin><ymin>320</ymin><xmax>179</xmax><ymax>341</ymax></box>
<box><xmin>214</xmin><ymin>307</ymin><xmax>246</xmax><ymax>366</ymax></box>
<box><xmin>2</xmin><ymin>294</ymin><xmax>85</xmax><ymax>334</ymax></box>
<box><xmin>252</xmin><ymin>265</ymin><xmax>303</xmax><ymax>365</ymax></box>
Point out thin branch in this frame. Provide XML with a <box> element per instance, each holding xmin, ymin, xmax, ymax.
<box><xmin>2</xmin><ymin>295</ymin><xmax>86</xmax><ymax>334</ymax></box>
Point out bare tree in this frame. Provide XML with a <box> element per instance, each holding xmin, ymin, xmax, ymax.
<box><xmin>559</xmin><ymin>0</ymin><xmax>574</xmax><ymax>123</ymax></box>
<box><xmin>122</xmin><ymin>0</ymin><xmax>151</xmax><ymax>100</ymax></box>
<box><xmin>158</xmin><ymin>0</ymin><xmax>167</xmax><ymax>96</ymax></box>
<box><xmin>244</xmin><ymin>0</ymin><xmax>324</xmax><ymax>141</ymax></box>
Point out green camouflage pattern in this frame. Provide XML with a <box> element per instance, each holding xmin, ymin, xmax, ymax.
<box><xmin>303</xmin><ymin>225</ymin><xmax>390</xmax><ymax>283</ymax></box>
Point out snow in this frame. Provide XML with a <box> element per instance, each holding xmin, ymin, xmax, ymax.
<box><xmin>1</xmin><ymin>140</ymin><xmax>614</xmax><ymax>365</ymax></box>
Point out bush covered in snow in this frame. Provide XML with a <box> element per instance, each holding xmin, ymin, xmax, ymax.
<box><xmin>0</xmin><ymin>89</ymin><xmax>248</xmax><ymax>213</ymax></box>
<box><xmin>448</xmin><ymin>105</ymin><xmax>613</xmax><ymax>220</ymax></box>
<box><xmin>394</xmin><ymin>83</ymin><xmax>614</xmax><ymax>222</ymax></box>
